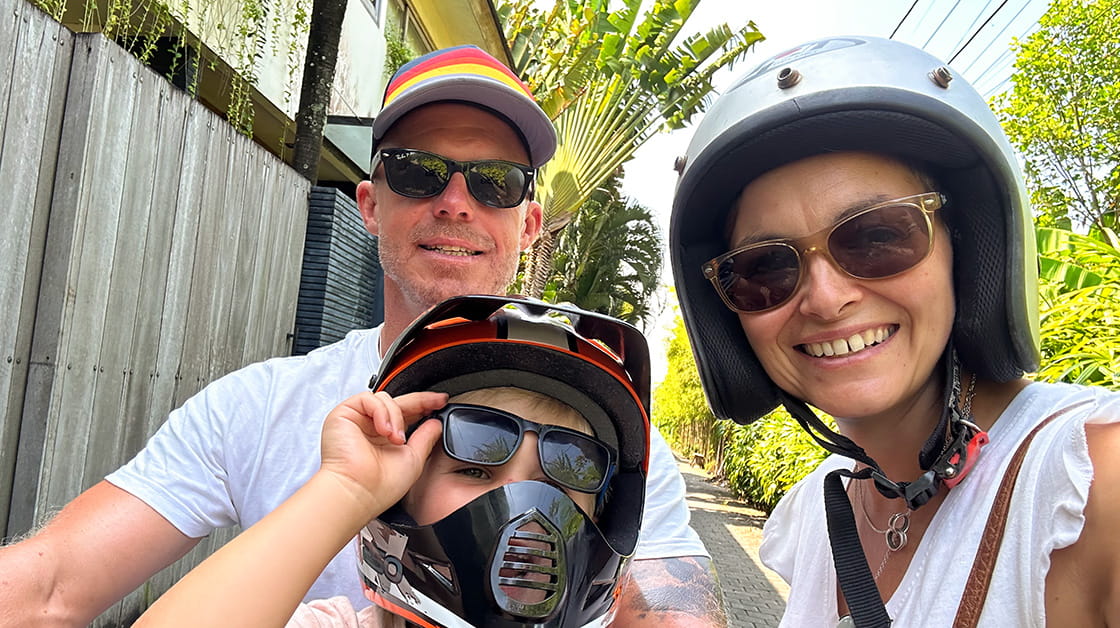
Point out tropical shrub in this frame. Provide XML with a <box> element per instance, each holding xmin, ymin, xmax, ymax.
<box><xmin>1036</xmin><ymin>226</ymin><xmax>1120</xmax><ymax>389</ymax></box>
<box><xmin>652</xmin><ymin>309</ymin><xmax>828</xmax><ymax>512</ymax></box>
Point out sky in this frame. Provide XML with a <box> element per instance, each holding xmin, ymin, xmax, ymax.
<box><xmin>622</xmin><ymin>0</ymin><xmax>1051</xmax><ymax>384</ymax></box>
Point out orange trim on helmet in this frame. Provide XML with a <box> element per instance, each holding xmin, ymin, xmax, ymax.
<box><xmin>366</xmin><ymin>589</ymin><xmax>442</xmax><ymax>628</ymax></box>
<box><xmin>375</xmin><ymin>321</ymin><xmax>651</xmax><ymax>474</ymax></box>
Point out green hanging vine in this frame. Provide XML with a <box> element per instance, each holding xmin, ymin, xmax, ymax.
<box><xmin>29</xmin><ymin>0</ymin><xmax>311</xmax><ymax>135</ymax></box>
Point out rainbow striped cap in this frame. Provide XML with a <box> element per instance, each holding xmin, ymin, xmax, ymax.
<box><xmin>374</xmin><ymin>45</ymin><xmax>557</xmax><ymax>168</ymax></box>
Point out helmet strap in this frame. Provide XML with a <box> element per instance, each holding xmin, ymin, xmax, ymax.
<box><xmin>790</xmin><ymin>346</ymin><xmax>990</xmax><ymax>626</ymax></box>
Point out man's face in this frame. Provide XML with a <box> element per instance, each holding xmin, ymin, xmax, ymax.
<box><xmin>357</xmin><ymin>103</ymin><xmax>543</xmax><ymax>318</ymax></box>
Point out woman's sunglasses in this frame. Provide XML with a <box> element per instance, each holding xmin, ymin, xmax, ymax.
<box><xmin>373</xmin><ymin>148</ymin><xmax>534</xmax><ymax>209</ymax></box>
<box><xmin>703</xmin><ymin>192</ymin><xmax>947</xmax><ymax>313</ymax></box>
<box><xmin>426</xmin><ymin>404</ymin><xmax>615</xmax><ymax>494</ymax></box>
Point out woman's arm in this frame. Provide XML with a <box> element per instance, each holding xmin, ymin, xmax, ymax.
<box><xmin>134</xmin><ymin>391</ymin><xmax>446</xmax><ymax>628</ymax></box>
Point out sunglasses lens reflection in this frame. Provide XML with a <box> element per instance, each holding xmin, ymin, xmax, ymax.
<box><xmin>540</xmin><ymin>431</ymin><xmax>609</xmax><ymax>492</ymax></box>
<box><xmin>441</xmin><ymin>406</ymin><xmax>611</xmax><ymax>493</ymax></box>
<box><xmin>716</xmin><ymin>203</ymin><xmax>931</xmax><ymax>313</ymax></box>
<box><xmin>444</xmin><ymin>408</ymin><xmax>518</xmax><ymax>464</ymax></box>
<box><xmin>717</xmin><ymin>245</ymin><xmax>800</xmax><ymax>312</ymax></box>
<box><xmin>466</xmin><ymin>162</ymin><xmax>528</xmax><ymax>208</ymax></box>
<box><xmin>381</xmin><ymin>150</ymin><xmax>530</xmax><ymax>208</ymax></box>
<box><xmin>828</xmin><ymin>204</ymin><xmax>930</xmax><ymax>278</ymax></box>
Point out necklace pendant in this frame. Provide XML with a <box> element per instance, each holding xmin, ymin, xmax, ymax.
<box><xmin>885</xmin><ymin>512</ymin><xmax>910</xmax><ymax>551</ymax></box>
<box><xmin>837</xmin><ymin>615</ymin><xmax>855</xmax><ymax>628</ymax></box>
<box><xmin>886</xmin><ymin>528</ymin><xmax>907</xmax><ymax>552</ymax></box>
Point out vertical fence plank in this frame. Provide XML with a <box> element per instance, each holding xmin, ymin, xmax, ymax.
<box><xmin>146</xmin><ymin>92</ymin><xmax>209</xmax><ymax>433</ymax></box>
<box><xmin>0</xmin><ymin>0</ymin><xmax>71</xmax><ymax>538</ymax></box>
<box><xmin>39</xmin><ymin>35</ymin><xmax>138</xmax><ymax>514</ymax></box>
<box><xmin>274</xmin><ymin>167</ymin><xmax>310</xmax><ymax>354</ymax></box>
<box><xmin>81</xmin><ymin>50</ymin><xmax>154</xmax><ymax>491</ymax></box>
<box><xmin>172</xmin><ymin>115</ymin><xmax>226</xmax><ymax>408</ymax></box>
<box><xmin>228</xmin><ymin>142</ymin><xmax>265</xmax><ymax>366</ymax></box>
<box><xmin>10</xmin><ymin>31</ymin><xmax>100</xmax><ymax>533</ymax></box>
<box><xmin>117</xmin><ymin>78</ymin><xmax>187</xmax><ymax>461</ymax></box>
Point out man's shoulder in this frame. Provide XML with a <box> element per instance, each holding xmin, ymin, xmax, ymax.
<box><xmin>243</xmin><ymin>326</ymin><xmax>382</xmax><ymax>375</ymax></box>
<box><xmin>201</xmin><ymin>325</ymin><xmax>384</xmax><ymax>399</ymax></box>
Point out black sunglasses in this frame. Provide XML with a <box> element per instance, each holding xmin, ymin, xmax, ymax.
<box><xmin>373</xmin><ymin>148</ymin><xmax>534</xmax><ymax>209</ymax></box>
<box><xmin>426</xmin><ymin>404</ymin><xmax>615</xmax><ymax>494</ymax></box>
<box><xmin>703</xmin><ymin>192</ymin><xmax>947</xmax><ymax>313</ymax></box>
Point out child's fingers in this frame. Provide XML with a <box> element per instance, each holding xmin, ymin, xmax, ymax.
<box><xmin>405</xmin><ymin>418</ymin><xmax>443</xmax><ymax>460</ymax></box>
<box><xmin>332</xmin><ymin>390</ymin><xmax>447</xmax><ymax>446</ymax></box>
<box><xmin>392</xmin><ymin>391</ymin><xmax>450</xmax><ymax>421</ymax></box>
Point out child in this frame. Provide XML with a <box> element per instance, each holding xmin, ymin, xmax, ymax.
<box><xmin>133</xmin><ymin>295</ymin><xmax>651</xmax><ymax>627</ymax></box>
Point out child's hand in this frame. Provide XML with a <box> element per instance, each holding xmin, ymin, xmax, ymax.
<box><xmin>318</xmin><ymin>390</ymin><xmax>448</xmax><ymax>516</ymax></box>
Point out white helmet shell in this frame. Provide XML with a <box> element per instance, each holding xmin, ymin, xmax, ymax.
<box><xmin>670</xmin><ymin>36</ymin><xmax>1040</xmax><ymax>423</ymax></box>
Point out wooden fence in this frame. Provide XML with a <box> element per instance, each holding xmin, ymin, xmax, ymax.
<box><xmin>0</xmin><ymin>0</ymin><xmax>312</xmax><ymax>623</ymax></box>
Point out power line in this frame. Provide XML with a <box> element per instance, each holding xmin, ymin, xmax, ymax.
<box><xmin>890</xmin><ymin>0</ymin><xmax>921</xmax><ymax>39</ymax></box>
<box><xmin>923</xmin><ymin>0</ymin><xmax>965</xmax><ymax>49</ymax></box>
<box><xmin>945</xmin><ymin>0</ymin><xmax>1002</xmax><ymax>59</ymax></box>
<box><xmin>949</xmin><ymin>0</ymin><xmax>1010</xmax><ymax>63</ymax></box>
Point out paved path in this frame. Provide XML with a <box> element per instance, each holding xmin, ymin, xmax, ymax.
<box><xmin>678</xmin><ymin>459</ymin><xmax>789</xmax><ymax>627</ymax></box>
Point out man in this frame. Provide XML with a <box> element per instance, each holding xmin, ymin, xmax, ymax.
<box><xmin>0</xmin><ymin>46</ymin><xmax>724</xmax><ymax>626</ymax></box>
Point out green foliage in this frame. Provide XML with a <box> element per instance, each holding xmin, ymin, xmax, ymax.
<box><xmin>1036</xmin><ymin>226</ymin><xmax>1120</xmax><ymax>388</ymax></box>
<box><xmin>499</xmin><ymin>0</ymin><xmax>764</xmax><ymax>296</ymax></box>
<box><xmin>652</xmin><ymin>310</ymin><xmax>827</xmax><ymax>512</ymax></box>
<box><xmin>545</xmin><ymin>175</ymin><xmax>664</xmax><ymax>327</ymax></box>
<box><xmin>30</xmin><ymin>0</ymin><xmax>312</xmax><ymax>135</ymax></box>
<box><xmin>994</xmin><ymin>0</ymin><xmax>1120</xmax><ymax>233</ymax></box>
<box><xmin>383</xmin><ymin>25</ymin><xmax>415</xmax><ymax>80</ymax></box>
<box><xmin>720</xmin><ymin>408</ymin><xmax>830</xmax><ymax>513</ymax></box>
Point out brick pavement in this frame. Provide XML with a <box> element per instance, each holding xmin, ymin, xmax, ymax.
<box><xmin>678</xmin><ymin>459</ymin><xmax>789</xmax><ymax>627</ymax></box>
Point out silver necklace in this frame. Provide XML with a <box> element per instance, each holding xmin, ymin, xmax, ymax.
<box><xmin>856</xmin><ymin>479</ymin><xmax>911</xmax><ymax>580</ymax></box>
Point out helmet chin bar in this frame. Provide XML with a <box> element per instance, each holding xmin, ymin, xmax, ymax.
<box><xmin>362</xmin><ymin>481</ymin><xmax>629</xmax><ymax>628</ymax></box>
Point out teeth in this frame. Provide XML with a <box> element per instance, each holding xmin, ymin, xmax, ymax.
<box><xmin>802</xmin><ymin>326</ymin><xmax>893</xmax><ymax>358</ymax></box>
<box><xmin>423</xmin><ymin>244</ymin><xmax>478</xmax><ymax>256</ymax></box>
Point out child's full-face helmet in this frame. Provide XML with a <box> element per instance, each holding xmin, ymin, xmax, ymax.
<box><xmin>362</xmin><ymin>295</ymin><xmax>651</xmax><ymax>627</ymax></box>
<box><xmin>670</xmin><ymin>35</ymin><xmax>1040</xmax><ymax>425</ymax></box>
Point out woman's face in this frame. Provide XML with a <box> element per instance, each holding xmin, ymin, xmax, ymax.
<box><xmin>402</xmin><ymin>396</ymin><xmax>599</xmax><ymax>526</ymax></box>
<box><xmin>728</xmin><ymin>151</ymin><xmax>955</xmax><ymax>420</ymax></box>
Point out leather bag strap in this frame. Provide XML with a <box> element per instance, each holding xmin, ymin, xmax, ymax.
<box><xmin>951</xmin><ymin>400</ymin><xmax>1094</xmax><ymax>627</ymax></box>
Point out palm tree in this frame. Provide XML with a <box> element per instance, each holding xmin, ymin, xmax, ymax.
<box><xmin>500</xmin><ymin>0</ymin><xmax>764</xmax><ymax>296</ymax></box>
<box><xmin>547</xmin><ymin>177</ymin><xmax>663</xmax><ymax>326</ymax></box>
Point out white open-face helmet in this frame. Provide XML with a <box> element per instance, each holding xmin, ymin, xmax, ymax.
<box><xmin>670</xmin><ymin>35</ymin><xmax>1040</xmax><ymax>425</ymax></box>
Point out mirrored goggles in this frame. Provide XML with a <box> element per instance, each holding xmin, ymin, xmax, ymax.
<box><xmin>373</xmin><ymin>148</ymin><xmax>534</xmax><ymax>208</ymax></box>
<box><xmin>427</xmin><ymin>404</ymin><xmax>616</xmax><ymax>494</ymax></box>
<box><xmin>703</xmin><ymin>192</ymin><xmax>947</xmax><ymax>313</ymax></box>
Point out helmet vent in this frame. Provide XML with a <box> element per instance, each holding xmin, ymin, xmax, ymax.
<box><xmin>491</xmin><ymin>510</ymin><xmax>567</xmax><ymax>618</ymax></box>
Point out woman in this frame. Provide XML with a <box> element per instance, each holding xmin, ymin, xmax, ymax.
<box><xmin>669</xmin><ymin>36</ymin><xmax>1120</xmax><ymax>626</ymax></box>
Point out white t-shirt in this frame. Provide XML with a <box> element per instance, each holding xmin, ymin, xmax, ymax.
<box><xmin>107</xmin><ymin>325</ymin><xmax>707</xmax><ymax>608</ymax></box>
<box><xmin>760</xmin><ymin>381</ymin><xmax>1120</xmax><ymax>627</ymax></box>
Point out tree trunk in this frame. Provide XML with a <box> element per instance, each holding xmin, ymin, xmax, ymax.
<box><xmin>292</xmin><ymin>0</ymin><xmax>347</xmax><ymax>183</ymax></box>
<box><xmin>525</xmin><ymin>228</ymin><xmax>558</xmax><ymax>298</ymax></box>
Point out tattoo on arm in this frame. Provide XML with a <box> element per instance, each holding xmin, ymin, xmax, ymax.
<box><xmin>616</xmin><ymin>556</ymin><xmax>727</xmax><ymax>626</ymax></box>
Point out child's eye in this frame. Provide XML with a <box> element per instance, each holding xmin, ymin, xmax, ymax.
<box><xmin>453</xmin><ymin>466</ymin><xmax>491</xmax><ymax>480</ymax></box>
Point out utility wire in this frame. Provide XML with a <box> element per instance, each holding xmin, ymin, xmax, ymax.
<box><xmin>950</xmin><ymin>0</ymin><xmax>1010</xmax><ymax>63</ymax></box>
<box><xmin>890</xmin><ymin>0</ymin><xmax>921</xmax><ymax>38</ymax></box>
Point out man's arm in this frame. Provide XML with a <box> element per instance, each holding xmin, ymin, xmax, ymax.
<box><xmin>616</xmin><ymin>425</ymin><xmax>725</xmax><ymax>626</ymax></box>
<box><xmin>0</xmin><ymin>481</ymin><xmax>200</xmax><ymax>627</ymax></box>
<box><xmin>614</xmin><ymin>556</ymin><xmax>726</xmax><ymax>626</ymax></box>
<box><xmin>132</xmin><ymin>391</ymin><xmax>445</xmax><ymax>628</ymax></box>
